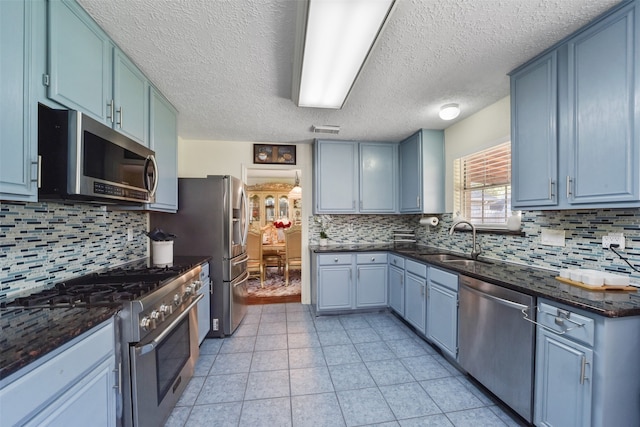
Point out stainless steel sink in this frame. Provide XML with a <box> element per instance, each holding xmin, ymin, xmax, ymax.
<box><xmin>424</xmin><ymin>254</ymin><xmax>468</xmax><ymax>262</ymax></box>
<box><xmin>441</xmin><ymin>259</ymin><xmax>493</xmax><ymax>267</ymax></box>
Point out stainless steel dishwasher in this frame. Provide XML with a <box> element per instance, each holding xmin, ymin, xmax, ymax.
<box><xmin>458</xmin><ymin>275</ymin><xmax>535</xmax><ymax>423</ymax></box>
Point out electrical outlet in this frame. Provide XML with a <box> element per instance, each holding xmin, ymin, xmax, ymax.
<box><xmin>602</xmin><ymin>233</ymin><xmax>625</xmax><ymax>250</ymax></box>
<box><xmin>127</xmin><ymin>228</ymin><xmax>133</xmax><ymax>242</ymax></box>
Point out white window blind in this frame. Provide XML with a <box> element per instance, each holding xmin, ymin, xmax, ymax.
<box><xmin>454</xmin><ymin>142</ymin><xmax>511</xmax><ymax>225</ymax></box>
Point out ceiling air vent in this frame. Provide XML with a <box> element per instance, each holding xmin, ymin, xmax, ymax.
<box><xmin>312</xmin><ymin>125</ymin><xmax>341</xmax><ymax>134</ymax></box>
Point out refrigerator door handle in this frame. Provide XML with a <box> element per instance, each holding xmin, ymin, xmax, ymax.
<box><xmin>232</xmin><ymin>254</ymin><xmax>249</xmax><ymax>265</ymax></box>
<box><xmin>231</xmin><ymin>270</ymin><xmax>250</xmax><ymax>286</ymax></box>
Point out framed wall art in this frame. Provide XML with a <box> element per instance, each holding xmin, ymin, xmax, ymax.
<box><xmin>253</xmin><ymin>144</ymin><xmax>296</xmax><ymax>165</ymax></box>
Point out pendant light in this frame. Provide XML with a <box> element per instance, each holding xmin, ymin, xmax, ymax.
<box><xmin>289</xmin><ymin>172</ymin><xmax>302</xmax><ymax>200</ymax></box>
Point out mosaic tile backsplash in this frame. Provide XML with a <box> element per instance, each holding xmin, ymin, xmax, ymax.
<box><xmin>310</xmin><ymin>209</ymin><xmax>640</xmax><ymax>282</ymax></box>
<box><xmin>0</xmin><ymin>201</ymin><xmax>148</xmax><ymax>301</ymax></box>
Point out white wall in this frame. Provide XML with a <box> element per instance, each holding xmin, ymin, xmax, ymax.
<box><xmin>443</xmin><ymin>96</ymin><xmax>511</xmax><ymax>211</ymax></box>
<box><xmin>178</xmin><ymin>138</ymin><xmax>313</xmax><ymax>303</ymax></box>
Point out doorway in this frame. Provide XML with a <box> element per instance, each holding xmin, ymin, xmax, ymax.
<box><xmin>245</xmin><ymin>168</ymin><xmax>302</xmax><ymax>305</ymax></box>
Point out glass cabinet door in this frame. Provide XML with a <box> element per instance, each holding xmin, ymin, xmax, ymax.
<box><xmin>278</xmin><ymin>195</ymin><xmax>289</xmax><ymax>219</ymax></box>
<box><xmin>265</xmin><ymin>195</ymin><xmax>275</xmax><ymax>222</ymax></box>
<box><xmin>250</xmin><ymin>194</ymin><xmax>261</xmax><ymax>224</ymax></box>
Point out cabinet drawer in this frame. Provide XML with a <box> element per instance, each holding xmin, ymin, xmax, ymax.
<box><xmin>318</xmin><ymin>254</ymin><xmax>352</xmax><ymax>265</ymax></box>
<box><xmin>356</xmin><ymin>253</ymin><xmax>388</xmax><ymax>265</ymax></box>
<box><xmin>389</xmin><ymin>254</ymin><xmax>405</xmax><ymax>269</ymax></box>
<box><xmin>537</xmin><ymin>301</ymin><xmax>595</xmax><ymax>346</ymax></box>
<box><xmin>429</xmin><ymin>267</ymin><xmax>458</xmax><ymax>291</ymax></box>
<box><xmin>406</xmin><ymin>259</ymin><xmax>427</xmax><ymax>278</ymax></box>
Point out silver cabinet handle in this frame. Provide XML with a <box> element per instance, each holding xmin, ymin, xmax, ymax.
<box><xmin>113</xmin><ymin>362</ymin><xmax>122</xmax><ymax>393</ymax></box>
<box><xmin>416</xmin><ymin>195</ymin><xmax>420</xmax><ymax>207</ymax></box>
<box><xmin>371</xmin><ymin>257</ymin><xmax>375</xmax><ymax>262</ymax></box>
<box><xmin>107</xmin><ymin>100</ymin><xmax>114</xmax><ymax>123</ymax></box>
<box><xmin>421</xmin><ymin>284</ymin><xmax>425</xmax><ymax>296</ymax></box>
<box><xmin>549</xmin><ymin>178</ymin><xmax>555</xmax><ymax>199</ymax></box>
<box><xmin>566</xmin><ymin>176</ymin><xmax>572</xmax><ymax>199</ymax></box>
<box><xmin>117</xmin><ymin>106</ymin><xmax>123</xmax><ymax>128</ymax></box>
<box><xmin>580</xmin><ymin>356</ymin><xmax>590</xmax><ymax>384</ymax></box>
<box><xmin>31</xmin><ymin>159</ymin><xmax>39</xmax><ymax>185</ymax></box>
<box><xmin>334</xmin><ymin>258</ymin><xmax>339</xmax><ymax>262</ymax></box>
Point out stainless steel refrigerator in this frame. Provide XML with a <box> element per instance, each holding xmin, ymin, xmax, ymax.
<box><xmin>151</xmin><ymin>175</ymin><xmax>249</xmax><ymax>337</ymax></box>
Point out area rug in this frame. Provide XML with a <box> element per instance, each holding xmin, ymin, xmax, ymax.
<box><xmin>246</xmin><ymin>267</ymin><xmax>301</xmax><ymax>304</ymax></box>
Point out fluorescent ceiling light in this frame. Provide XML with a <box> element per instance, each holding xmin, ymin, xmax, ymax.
<box><xmin>293</xmin><ymin>0</ymin><xmax>396</xmax><ymax>109</ymax></box>
<box><xmin>439</xmin><ymin>103</ymin><xmax>461</xmax><ymax>120</ymax></box>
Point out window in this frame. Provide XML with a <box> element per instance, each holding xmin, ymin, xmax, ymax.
<box><xmin>454</xmin><ymin>141</ymin><xmax>511</xmax><ymax>226</ymax></box>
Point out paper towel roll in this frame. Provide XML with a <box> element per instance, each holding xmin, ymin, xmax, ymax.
<box><xmin>420</xmin><ymin>216</ymin><xmax>439</xmax><ymax>226</ymax></box>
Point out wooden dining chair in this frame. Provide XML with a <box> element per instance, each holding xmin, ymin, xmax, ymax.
<box><xmin>261</xmin><ymin>224</ymin><xmax>283</xmax><ymax>275</ymax></box>
<box><xmin>247</xmin><ymin>230</ymin><xmax>264</xmax><ymax>287</ymax></box>
<box><xmin>283</xmin><ymin>225</ymin><xmax>302</xmax><ymax>286</ymax></box>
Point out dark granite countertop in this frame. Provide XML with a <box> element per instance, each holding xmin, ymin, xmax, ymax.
<box><xmin>0</xmin><ymin>256</ymin><xmax>211</xmax><ymax>383</ymax></box>
<box><xmin>311</xmin><ymin>244</ymin><xmax>640</xmax><ymax>318</ymax></box>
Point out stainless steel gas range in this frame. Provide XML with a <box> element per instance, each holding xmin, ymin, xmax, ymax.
<box><xmin>3</xmin><ymin>261</ymin><xmax>207</xmax><ymax>427</ymax></box>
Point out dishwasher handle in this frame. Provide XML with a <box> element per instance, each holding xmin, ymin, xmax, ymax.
<box><xmin>462</xmin><ymin>282</ymin><xmax>529</xmax><ymax>311</ymax></box>
<box><xmin>521</xmin><ymin>306</ymin><xmax>585</xmax><ymax>335</ymax></box>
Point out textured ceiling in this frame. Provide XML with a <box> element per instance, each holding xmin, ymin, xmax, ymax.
<box><xmin>77</xmin><ymin>0</ymin><xmax>621</xmax><ymax>144</ymax></box>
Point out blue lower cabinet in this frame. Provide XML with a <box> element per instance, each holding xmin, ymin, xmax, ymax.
<box><xmin>355</xmin><ymin>253</ymin><xmax>387</xmax><ymax>308</ymax></box>
<box><xmin>426</xmin><ymin>267</ymin><xmax>458</xmax><ymax>359</ymax></box>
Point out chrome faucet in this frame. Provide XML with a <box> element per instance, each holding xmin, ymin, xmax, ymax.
<box><xmin>449</xmin><ymin>220</ymin><xmax>482</xmax><ymax>260</ymax></box>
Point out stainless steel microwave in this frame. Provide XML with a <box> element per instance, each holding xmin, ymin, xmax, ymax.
<box><xmin>38</xmin><ymin>104</ymin><xmax>158</xmax><ymax>204</ymax></box>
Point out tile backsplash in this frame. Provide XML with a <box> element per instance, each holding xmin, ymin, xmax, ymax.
<box><xmin>311</xmin><ymin>209</ymin><xmax>640</xmax><ymax>281</ymax></box>
<box><xmin>0</xmin><ymin>201</ymin><xmax>148</xmax><ymax>301</ymax></box>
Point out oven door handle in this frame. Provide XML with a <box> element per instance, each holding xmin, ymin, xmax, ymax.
<box><xmin>135</xmin><ymin>294</ymin><xmax>203</xmax><ymax>356</ymax></box>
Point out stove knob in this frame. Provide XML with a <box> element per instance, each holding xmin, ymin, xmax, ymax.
<box><xmin>173</xmin><ymin>293</ymin><xmax>181</xmax><ymax>306</ymax></box>
<box><xmin>193</xmin><ymin>280</ymin><xmax>202</xmax><ymax>291</ymax></box>
<box><xmin>150</xmin><ymin>310</ymin><xmax>160</xmax><ymax>326</ymax></box>
<box><xmin>140</xmin><ymin>316</ymin><xmax>152</xmax><ymax>331</ymax></box>
<box><xmin>159</xmin><ymin>304</ymin><xmax>172</xmax><ymax>317</ymax></box>
<box><xmin>184</xmin><ymin>285</ymin><xmax>194</xmax><ymax>298</ymax></box>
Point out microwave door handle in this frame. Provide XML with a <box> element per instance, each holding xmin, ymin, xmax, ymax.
<box><xmin>144</xmin><ymin>155</ymin><xmax>159</xmax><ymax>197</ymax></box>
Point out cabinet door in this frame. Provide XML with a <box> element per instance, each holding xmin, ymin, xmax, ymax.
<box><xmin>113</xmin><ymin>48</ymin><xmax>149</xmax><ymax>145</ymax></box>
<box><xmin>388</xmin><ymin>265</ymin><xmax>404</xmax><ymax>316</ymax></box>
<box><xmin>399</xmin><ymin>132</ymin><xmax>421</xmax><ymax>213</ymax></box>
<box><xmin>511</xmin><ymin>51</ymin><xmax>558</xmax><ymax>208</ymax></box>
<box><xmin>426</xmin><ymin>282</ymin><xmax>457</xmax><ymax>359</ymax></box>
<box><xmin>147</xmin><ymin>88</ymin><xmax>178</xmax><ymax>212</ymax></box>
<box><xmin>318</xmin><ymin>265</ymin><xmax>353</xmax><ymax>310</ymax></box>
<box><xmin>567</xmin><ymin>3</ymin><xmax>638</xmax><ymax>205</ymax></box>
<box><xmin>25</xmin><ymin>356</ymin><xmax>116</xmax><ymax>427</ymax></box>
<box><xmin>48</xmin><ymin>0</ymin><xmax>112</xmax><ymax>123</ymax></box>
<box><xmin>0</xmin><ymin>0</ymin><xmax>37</xmax><ymax>201</ymax></box>
<box><xmin>535</xmin><ymin>330</ymin><xmax>593</xmax><ymax>427</ymax></box>
<box><xmin>356</xmin><ymin>264</ymin><xmax>387</xmax><ymax>308</ymax></box>
<box><xmin>360</xmin><ymin>143</ymin><xmax>397</xmax><ymax>213</ymax></box>
<box><xmin>404</xmin><ymin>272</ymin><xmax>426</xmax><ymax>334</ymax></box>
<box><xmin>314</xmin><ymin>141</ymin><xmax>358</xmax><ymax>213</ymax></box>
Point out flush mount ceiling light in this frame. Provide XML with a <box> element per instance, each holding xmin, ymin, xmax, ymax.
<box><xmin>439</xmin><ymin>103</ymin><xmax>461</xmax><ymax>121</ymax></box>
<box><xmin>292</xmin><ymin>0</ymin><xmax>396</xmax><ymax>109</ymax></box>
<box><xmin>312</xmin><ymin>124</ymin><xmax>341</xmax><ymax>134</ymax></box>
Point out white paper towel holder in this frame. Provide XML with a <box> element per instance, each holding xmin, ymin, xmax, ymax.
<box><xmin>420</xmin><ymin>216</ymin><xmax>439</xmax><ymax>227</ymax></box>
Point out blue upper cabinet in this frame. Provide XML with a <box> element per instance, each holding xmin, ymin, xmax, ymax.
<box><xmin>48</xmin><ymin>0</ymin><xmax>150</xmax><ymax>146</ymax></box>
<box><xmin>0</xmin><ymin>0</ymin><xmax>37</xmax><ymax>201</ymax></box>
<box><xmin>511</xmin><ymin>1</ymin><xmax>640</xmax><ymax>209</ymax></box>
<box><xmin>113</xmin><ymin>48</ymin><xmax>149</xmax><ymax>145</ymax></box>
<box><xmin>566</xmin><ymin>3</ymin><xmax>638</xmax><ymax>205</ymax></box>
<box><xmin>314</xmin><ymin>140</ymin><xmax>398</xmax><ymax>214</ymax></box>
<box><xmin>359</xmin><ymin>142</ymin><xmax>397</xmax><ymax>213</ymax></box>
<box><xmin>314</xmin><ymin>140</ymin><xmax>359</xmax><ymax>213</ymax></box>
<box><xmin>399</xmin><ymin>130</ymin><xmax>445</xmax><ymax>214</ymax></box>
<box><xmin>511</xmin><ymin>52</ymin><xmax>558</xmax><ymax>208</ymax></box>
<box><xmin>48</xmin><ymin>0</ymin><xmax>112</xmax><ymax>123</ymax></box>
<box><xmin>147</xmin><ymin>87</ymin><xmax>178</xmax><ymax>212</ymax></box>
